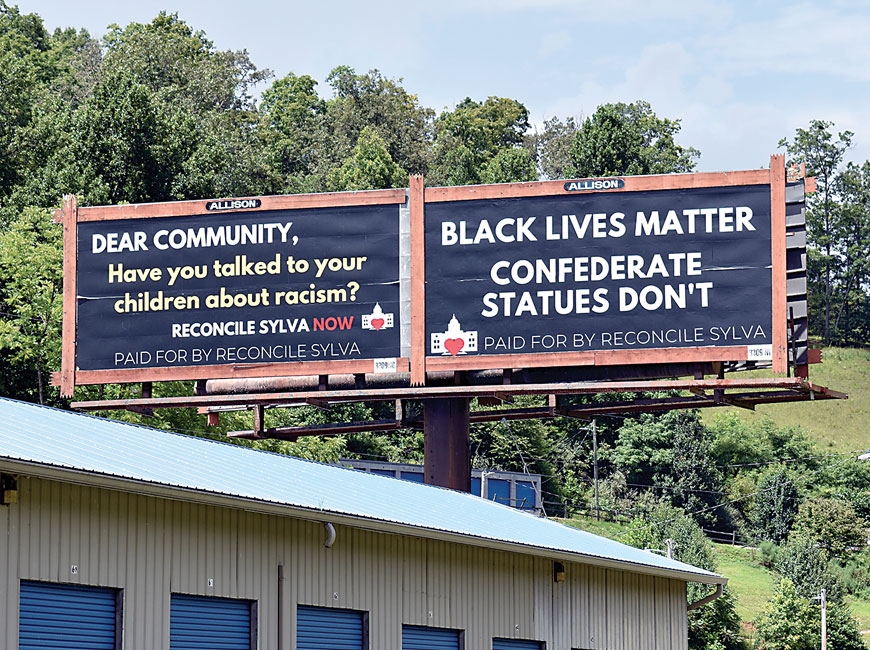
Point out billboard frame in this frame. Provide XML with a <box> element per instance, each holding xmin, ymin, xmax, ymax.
<box><xmin>56</xmin><ymin>188</ymin><xmax>409</xmax><ymax>396</ymax></box>
<box><xmin>409</xmin><ymin>155</ymin><xmax>788</xmax><ymax>385</ymax></box>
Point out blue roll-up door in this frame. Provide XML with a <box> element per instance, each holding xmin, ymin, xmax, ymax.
<box><xmin>297</xmin><ymin>605</ymin><xmax>364</xmax><ymax>650</ymax></box>
<box><xmin>487</xmin><ymin>478</ymin><xmax>511</xmax><ymax>505</ymax></box>
<box><xmin>515</xmin><ymin>481</ymin><xmax>537</xmax><ymax>511</ymax></box>
<box><xmin>492</xmin><ymin>638</ymin><xmax>542</xmax><ymax>650</ymax></box>
<box><xmin>170</xmin><ymin>593</ymin><xmax>252</xmax><ymax>650</ymax></box>
<box><xmin>402</xmin><ymin>625</ymin><xmax>460</xmax><ymax>649</ymax></box>
<box><xmin>19</xmin><ymin>580</ymin><xmax>118</xmax><ymax>650</ymax></box>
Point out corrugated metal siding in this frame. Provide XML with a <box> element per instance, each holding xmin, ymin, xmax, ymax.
<box><xmin>169</xmin><ymin>594</ymin><xmax>251</xmax><ymax>650</ymax></box>
<box><xmin>0</xmin><ymin>475</ymin><xmax>691</xmax><ymax>650</ymax></box>
<box><xmin>19</xmin><ymin>580</ymin><xmax>117</xmax><ymax>649</ymax></box>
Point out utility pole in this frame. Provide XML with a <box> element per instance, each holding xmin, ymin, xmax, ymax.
<box><xmin>813</xmin><ymin>589</ymin><xmax>827</xmax><ymax>650</ymax></box>
<box><xmin>821</xmin><ymin>589</ymin><xmax>827</xmax><ymax>650</ymax></box>
<box><xmin>592</xmin><ymin>419</ymin><xmax>599</xmax><ymax>521</ymax></box>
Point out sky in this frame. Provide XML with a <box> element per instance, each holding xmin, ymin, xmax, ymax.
<box><xmin>21</xmin><ymin>0</ymin><xmax>870</xmax><ymax>173</ymax></box>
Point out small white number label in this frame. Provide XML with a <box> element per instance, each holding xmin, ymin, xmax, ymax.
<box><xmin>373</xmin><ymin>358</ymin><xmax>397</xmax><ymax>374</ymax></box>
<box><xmin>207</xmin><ymin>578</ymin><xmax>214</xmax><ymax>587</ymax></box>
<box><xmin>70</xmin><ymin>565</ymin><xmax>78</xmax><ymax>574</ymax></box>
<box><xmin>747</xmin><ymin>344</ymin><xmax>773</xmax><ymax>360</ymax></box>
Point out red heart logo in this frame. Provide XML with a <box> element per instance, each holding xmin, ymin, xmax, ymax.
<box><xmin>444</xmin><ymin>338</ymin><xmax>465</xmax><ymax>356</ymax></box>
<box><xmin>371</xmin><ymin>318</ymin><xmax>385</xmax><ymax>330</ymax></box>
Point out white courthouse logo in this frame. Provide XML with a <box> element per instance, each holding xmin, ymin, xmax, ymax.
<box><xmin>431</xmin><ymin>315</ymin><xmax>478</xmax><ymax>356</ymax></box>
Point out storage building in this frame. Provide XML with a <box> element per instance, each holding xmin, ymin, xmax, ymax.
<box><xmin>0</xmin><ymin>397</ymin><xmax>724</xmax><ymax>649</ymax></box>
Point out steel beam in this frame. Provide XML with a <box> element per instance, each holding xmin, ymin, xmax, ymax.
<box><xmin>423</xmin><ymin>398</ymin><xmax>471</xmax><ymax>492</ymax></box>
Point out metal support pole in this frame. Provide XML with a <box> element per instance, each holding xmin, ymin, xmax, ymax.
<box><xmin>423</xmin><ymin>398</ymin><xmax>471</xmax><ymax>492</ymax></box>
<box><xmin>593</xmin><ymin>419</ymin><xmax>600</xmax><ymax>520</ymax></box>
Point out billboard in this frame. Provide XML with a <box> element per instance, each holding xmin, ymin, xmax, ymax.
<box><xmin>56</xmin><ymin>158</ymin><xmax>792</xmax><ymax>395</ymax></box>
<box><xmin>58</xmin><ymin>190</ymin><xmax>408</xmax><ymax>392</ymax></box>
<box><xmin>413</xmin><ymin>161</ymin><xmax>789</xmax><ymax>381</ymax></box>
<box><xmin>424</xmin><ymin>185</ymin><xmax>773</xmax><ymax>362</ymax></box>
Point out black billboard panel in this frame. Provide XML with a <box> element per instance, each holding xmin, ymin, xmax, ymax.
<box><xmin>424</xmin><ymin>185</ymin><xmax>773</xmax><ymax>361</ymax></box>
<box><xmin>76</xmin><ymin>204</ymin><xmax>402</xmax><ymax>372</ymax></box>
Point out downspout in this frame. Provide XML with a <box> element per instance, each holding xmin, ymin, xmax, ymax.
<box><xmin>323</xmin><ymin>522</ymin><xmax>336</xmax><ymax>548</ymax></box>
<box><xmin>687</xmin><ymin>583</ymin><xmax>724</xmax><ymax>611</ymax></box>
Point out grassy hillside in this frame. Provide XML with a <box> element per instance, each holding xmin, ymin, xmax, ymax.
<box><xmin>705</xmin><ymin>346</ymin><xmax>870</xmax><ymax>454</ymax></box>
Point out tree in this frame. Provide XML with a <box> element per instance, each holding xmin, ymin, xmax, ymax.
<box><xmin>622</xmin><ymin>503</ymin><xmax>743</xmax><ymax>650</ymax></box>
<box><xmin>428</xmin><ymin>96</ymin><xmax>532</xmax><ymax>186</ymax></box>
<box><xmin>259</xmin><ymin>72</ymin><xmax>326</xmax><ymax>194</ymax></box>
<box><xmin>790</xmin><ymin>497</ymin><xmax>866</xmax><ymax>559</ymax></box>
<box><xmin>98</xmin><ymin>12</ymin><xmax>273</xmax><ymax>201</ymax></box>
<box><xmin>613</xmin><ymin>410</ymin><xmax>725</xmax><ymax>528</ymax></box>
<box><xmin>569</xmin><ymin>100</ymin><xmax>699</xmax><ymax>178</ymax></box>
<box><xmin>479</xmin><ymin>147</ymin><xmax>536</xmax><ymax>184</ymax></box>
<box><xmin>775</xmin><ymin>535</ymin><xmax>841</xmax><ymax>601</ymax></box>
<box><xmin>323</xmin><ymin>66</ymin><xmax>433</xmax><ymax>182</ymax></box>
<box><xmin>831</xmin><ymin>159</ymin><xmax>870</xmax><ymax>343</ymax></box>
<box><xmin>753</xmin><ymin>577</ymin><xmax>865</xmax><ymax>650</ymax></box>
<box><xmin>326</xmin><ymin>126</ymin><xmax>407</xmax><ymax>191</ymax></box>
<box><xmin>61</xmin><ymin>68</ymin><xmax>169</xmax><ymax>205</ymax></box>
<box><xmin>750</xmin><ymin>467</ymin><xmax>800</xmax><ymax>544</ymax></box>
<box><xmin>526</xmin><ymin>115</ymin><xmax>578</xmax><ymax>180</ymax></box>
<box><xmin>779</xmin><ymin>120</ymin><xmax>853</xmax><ymax>342</ymax></box>
<box><xmin>753</xmin><ymin>578</ymin><xmax>819</xmax><ymax>650</ymax></box>
<box><xmin>0</xmin><ymin>207</ymin><xmax>63</xmax><ymax>404</ymax></box>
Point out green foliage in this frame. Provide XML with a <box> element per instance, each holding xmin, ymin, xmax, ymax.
<box><xmin>831</xmin><ymin>159</ymin><xmax>870</xmax><ymax>343</ymax></box>
<box><xmin>326</xmin><ymin>126</ymin><xmax>407</xmax><ymax>191</ymax></box>
<box><xmin>822</xmin><ymin>600</ymin><xmax>868</xmax><ymax>650</ymax></box>
<box><xmin>710</xmin><ymin>413</ymin><xmax>818</xmax><ymax>474</ymax></box>
<box><xmin>750</xmin><ymin>467</ymin><xmax>800</xmax><ymax>544</ymax></box>
<box><xmin>833</xmin><ymin>549</ymin><xmax>870</xmax><ymax>600</ymax></box>
<box><xmin>791</xmin><ymin>497</ymin><xmax>866</xmax><ymax>559</ymax></box>
<box><xmin>0</xmin><ymin>207</ymin><xmax>63</xmax><ymax>403</ymax></box>
<box><xmin>569</xmin><ymin>100</ymin><xmax>699</xmax><ymax>177</ymax></box>
<box><xmin>428</xmin><ymin>96</ymin><xmax>531</xmax><ymax>186</ymax></box>
<box><xmin>779</xmin><ymin>120</ymin><xmax>856</xmax><ymax>343</ymax></box>
<box><xmin>67</xmin><ymin>69</ymin><xmax>168</xmax><ymax>205</ymax></box>
<box><xmin>613</xmin><ymin>410</ymin><xmax>726</xmax><ymax>527</ymax></box>
<box><xmin>753</xmin><ymin>578</ymin><xmax>820</xmax><ymax>650</ymax></box>
<box><xmin>756</xmin><ymin>541</ymin><xmax>780</xmax><ymax>570</ymax></box>
<box><xmin>623</xmin><ymin>502</ymin><xmax>716</xmax><ymax>572</ymax></box>
<box><xmin>260</xmin><ymin>72</ymin><xmax>326</xmax><ymax>193</ymax></box>
<box><xmin>753</xmin><ymin>578</ymin><xmax>866</xmax><ymax>650</ymax></box>
<box><xmin>526</xmin><ymin>115</ymin><xmax>577</xmax><ymax>181</ymax></box>
<box><xmin>323</xmin><ymin>66</ymin><xmax>433</xmax><ymax>180</ymax></box>
<box><xmin>623</xmin><ymin>503</ymin><xmax>744</xmax><ymax>650</ymax></box>
<box><xmin>775</xmin><ymin>535</ymin><xmax>842</xmax><ymax>601</ymax></box>
<box><xmin>479</xmin><ymin>147</ymin><xmax>536</xmax><ymax>184</ymax></box>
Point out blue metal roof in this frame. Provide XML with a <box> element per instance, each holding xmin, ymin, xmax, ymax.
<box><xmin>0</xmin><ymin>397</ymin><xmax>722</xmax><ymax>583</ymax></box>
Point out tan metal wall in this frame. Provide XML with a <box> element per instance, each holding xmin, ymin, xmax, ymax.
<box><xmin>0</xmin><ymin>475</ymin><xmax>688</xmax><ymax>650</ymax></box>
